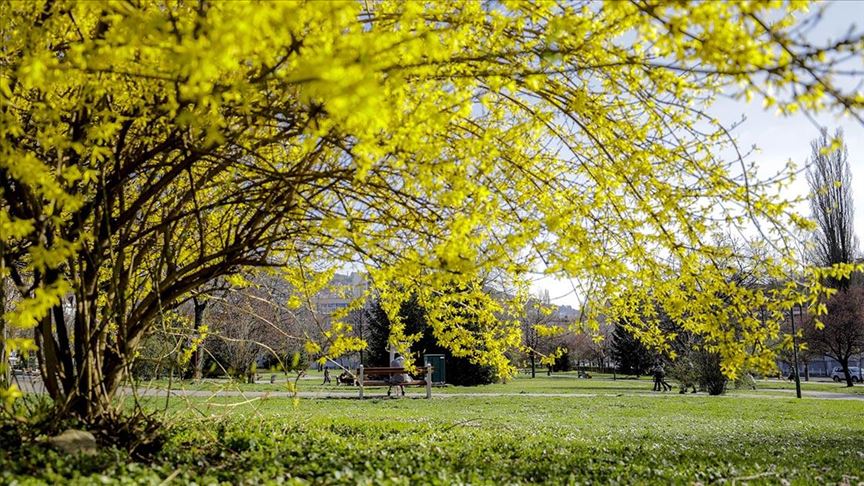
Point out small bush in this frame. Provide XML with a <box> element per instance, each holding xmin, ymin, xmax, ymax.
<box><xmin>733</xmin><ymin>372</ymin><xmax>757</xmax><ymax>390</ymax></box>
<box><xmin>696</xmin><ymin>352</ymin><xmax>727</xmax><ymax>395</ymax></box>
<box><xmin>445</xmin><ymin>356</ymin><xmax>497</xmax><ymax>386</ymax></box>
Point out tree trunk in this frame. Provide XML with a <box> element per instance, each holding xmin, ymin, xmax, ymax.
<box><xmin>841</xmin><ymin>357</ymin><xmax>854</xmax><ymax>387</ymax></box>
<box><xmin>192</xmin><ymin>297</ymin><xmax>207</xmax><ymax>381</ymax></box>
<box><xmin>0</xmin><ymin>274</ymin><xmax>8</xmax><ymax>389</ymax></box>
<box><xmin>530</xmin><ymin>351</ymin><xmax>535</xmax><ymax>378</ymax></box>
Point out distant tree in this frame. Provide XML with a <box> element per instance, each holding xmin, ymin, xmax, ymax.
<box><xmin>363</xmin><ymin>301</ymin><xmax>392</xmax><ymax>367</ymax></box>
<box><xmin>130</xmin><ymin>320</ymin><xmax>186</xmax><ymax>381</ymax></box>
<box><xmin>658</xmin><ymin>314</ymin><xmax>729</xmax><ymax>395</ymax></box>
<box><xmin>519</xmin><ymin>292</ymin><xmax>557</xmax><ymax>378</ymax></box>
<box><xmin>0</xmin><ymin>271</ymin><xmax>18</xmax><ymax>387</ymax></box>
<box><xmin>552</xmin><ymin>350</ymin><xmax>573</xmax><ymax>372</ymax></box>
<box><xmin>806</xmin><ymin>128</ymin><xmax>860</xmax><ymax>289</ymax></box>
<box><xmin>803</xmin><ymin>288</ymin><xmax>864</xmax><ymax>387</ymax></box>
<box><xmin>610</xmin><ymin>323</ymin><xmax>654</xmax><ymax>376</ymax></box>
<box><xmin>804</xmin><ymin>129</ymin><xmax>863</xmax><ymax>387</ymax></box>
<box><xmin>186</xmin><ymin>279</ymin><xmax>231</xmax><ymax>381</ymax></box>
<box><xmin>364</xmin><ymin>294</ymin><xmax>430</xmax><ymax>367</ymax></box>
<box><xmin>194</xmin><ymin>274</ymin><xmax>320</xmax><ymax>383</ymax></box>
<box><xmin>572</xmin><ymin>321</ymin><xmax>614</xmax><ymax>371</ymax></box>
<box><xmin>205</xmin><ymin>295</ymin><xmax>268</xmax><ymax>383</ymax></box>
<box><xmin>777</xmin><ymin>307</ymin><xmax>819</xmax><ymax>382</ymax></box>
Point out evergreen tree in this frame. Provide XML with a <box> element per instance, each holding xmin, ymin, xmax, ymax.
<box><xmin>552</xmin><ymin>350</ymin><xmax>573</xmax><ymax>372</ymax></box>
<box><xmin>363</xmin><ymin>302</ymin><xmax>392</xmax><ymax>367</ymax></box>
<box><xmin>364</xmin><ymin>297</ymin><xmax>496</xmax><ymax>386</ymax></box>
<box><xmin>610</xmin><ymin>324</ymin><xmax>654</xmax><ymax>376</ymax></box>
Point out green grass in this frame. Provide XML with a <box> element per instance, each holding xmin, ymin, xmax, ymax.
<box><xmin>4</xmin><ymin>391</ymin><xmax>864</xmax><ymax>484</ymax></box>
<box><xmin>750</xmin><ymin>378</ymin><xmax>864</xmax><ymax>396</ymax></box>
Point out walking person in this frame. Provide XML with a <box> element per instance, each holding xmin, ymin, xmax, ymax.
<box><xmin>656</xmin><ymin>364</ymin><xmax>672</xmax><ymax>392</ymax></box>
<box><xmin>322</xmin><ymin>367</ymin><xmax>331</xmax><ymax>385</ymax></box>
<box><xmin>652</xmin><ymin>364</ymin><xmax>662</xmax><ymax>391</ymax></box>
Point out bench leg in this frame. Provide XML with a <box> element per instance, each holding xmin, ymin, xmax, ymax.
<box><xmin>425</xmin><ymin>365</ymin><xmax>432</xmax><ymax>399</ymax></box>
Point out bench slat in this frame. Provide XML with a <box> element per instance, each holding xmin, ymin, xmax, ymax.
<box><xmin>360</xmin><ymin>380</ymin><xmax>427</xmax><ymax>387</ymax></box>
<box><xmin>361</xmin><ymin>367</ymin><xmax>433</xmax><ymax>372</ymax></box>
<box><xmin>360</xmin><ymin>380</ymin><xmax>390</xmax><ymax>387</ymax></box>
<box><xmin>358</xmin><ymin>366</ymin><xmax>433</xmax><ymax>398</ymax></box>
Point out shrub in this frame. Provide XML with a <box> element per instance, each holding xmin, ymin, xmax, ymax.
<box><xmin>696</xmin><ymin>352</ymin><xmax>727</xmax><ymax>395</ymax></box>
<box><xmin>446</xmin><ymin>357</ymin><xmax>497</xmax><ymax>386</ymax></box>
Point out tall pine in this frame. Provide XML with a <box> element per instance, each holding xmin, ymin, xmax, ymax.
<box><xmin>610</xmin><ymin>324</ymin><xmax>654</xmax><ymax>376</ymax></box>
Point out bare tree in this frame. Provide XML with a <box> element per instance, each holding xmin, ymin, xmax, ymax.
<box><xmin>572</xmin><ymin>320</ymin><xmax>614</xmax><ymax>371</ymax></box>
<box><xmin>804</xmin><ymin>128</ymin><xmax>863</xmax><ymax>386</ymax></box>
<box><xmin>806</xmin><ymin>128</ymin><xmax>860</xmax><ymax>289</ymax></box>
<box><xmin>202</xmin><ymin>273</ymin><xmax>320</xmax><ymax>383</ymax></box>
<box><xmin>803</xmin><ymin>288</ymin><xmax>864</xmax><ymax>387</ymax></box>
<box><xmin>520</xmin><ymin>291</ymin><xmax>555</xmax><ymax>378</ymax></box>
<box><xmin>1</xmin><ymin>265</ymin><xmax>29</xmax><ymax>386</ymax></box>
<box><xmin>189</xmin><ymin>295</ymin><xmax>208</xmax><ymax>382</ymax></box>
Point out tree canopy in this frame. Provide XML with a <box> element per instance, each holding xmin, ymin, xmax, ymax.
<box><xmin>2</xmin><ymin>0</ymin><xmax>864</xmax><ymax>419</ymax></box>
<box><xmin>806</xmin><ymin>128</ymin><xmax>860</xmax><ymax>287</ymax></box>
<box><xmin>803</xmin><ymin>287</ymin><xmax>864</xmax><ymax>387</ymax></box>
<box><xmin>610</xmin><ymin>323</ymin><xmax>654</xmax><ymax>376</ymax></box>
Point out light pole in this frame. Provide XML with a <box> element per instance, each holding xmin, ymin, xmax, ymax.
<box><xmin>789</xmin><ymin>304</ymin><xmax>802</xmax><ymax>399</ymax></box>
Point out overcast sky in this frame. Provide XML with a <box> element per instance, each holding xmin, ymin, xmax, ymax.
<box><xmin>534</xmin><ymin>2</ymin><xmax>864</xmax><ymax>308</ymax></box>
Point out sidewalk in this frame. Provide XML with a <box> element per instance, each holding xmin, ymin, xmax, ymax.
<box><xmin>16</xmin><ymin>373</ymin><xmax>864</xmax><ymax>401</ymax></box>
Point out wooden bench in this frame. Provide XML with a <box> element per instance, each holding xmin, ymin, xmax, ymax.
<box><xmin>357</xmin><ymin>364</ymin><xmax>433</xmax><ymax>399</ymax></box>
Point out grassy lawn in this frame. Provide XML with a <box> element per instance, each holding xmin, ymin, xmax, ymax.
<box><xmin>752</xmin><ymin>379</ymin><xmax>864</xmax><ymax>396</ymax></box>
<box><xmin>5</xmin><ymin>391</ymin><xmax>864</xmax><ymax>484</ymax></box>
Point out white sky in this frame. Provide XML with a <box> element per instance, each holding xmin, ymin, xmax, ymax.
<box><xmin>533</xmin><ymin>2</ymin><xmax>864</xmax><ymax>308</ymax></box>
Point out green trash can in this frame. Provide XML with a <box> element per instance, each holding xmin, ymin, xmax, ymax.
<box><xmin>423</xmin><ymin>354</ymin><xmax>446</xmax><ymax>384</ymax></box>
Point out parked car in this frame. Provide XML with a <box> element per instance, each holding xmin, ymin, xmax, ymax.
<box><xmin>830</xmin><ymin>366</ymin><xmax>862</xmax><ymax>382</ymax></box>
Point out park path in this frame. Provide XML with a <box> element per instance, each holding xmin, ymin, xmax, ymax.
<box><xmin>122</xmin><ymin>387</ymin><xmax>864</xmax><ymax>402</ymax></box>
<box><xmin>15</xmin><ymin>373</ymin><xmax>864</xmax><ymax>401</ymax></box>
<box><xmin>757</xmin><ymin>387</ymin><xmax>864</xmax><ymax>400</ymax></box>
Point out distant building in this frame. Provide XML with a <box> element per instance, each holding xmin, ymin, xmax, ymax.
<box><xmin>554</xmin><ymin>305</ymin><xmax>580</xmax><ymax>321</ymax></box>
<box><xmin>313</xmin><ymin>272</ymin><xmax>368</xmax><ymax>316</ymax></box>
<box><xmin>311</xmin><ymin>272</ymin><xmax>368</xmax><ymax>370</ymax></box>
<box><xmin>775</xmin><ymin>303</ymin><xmax>864</xmax><ymax>378</ymax></box>
<box><xmin>779</xmin><ymin>355</ymin><xmax>864</xmax><ymax>378</ymax></box>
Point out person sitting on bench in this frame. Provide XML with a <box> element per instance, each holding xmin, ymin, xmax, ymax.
<box><xmin>337</xmin><ymin>371</ymin><xmax>354</xmax><ymax>385</ymax></box>
<box><xmin>388</xmin><ymin>353</ymin><xmax>409</xmax><ymax>397</ymax></box>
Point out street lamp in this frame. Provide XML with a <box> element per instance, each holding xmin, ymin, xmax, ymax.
<box><xmin>789</xmin><ymin>304</ymin><xmax>802</xmax><ymax>399</ymax></box>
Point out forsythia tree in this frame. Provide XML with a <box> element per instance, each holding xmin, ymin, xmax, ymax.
<box><xmin>1</xmin><ymin>0</ymin><xmax>863</xmax><ymax>421</ymax></box>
